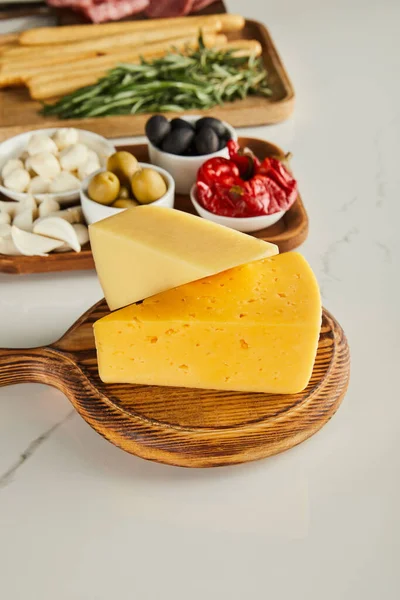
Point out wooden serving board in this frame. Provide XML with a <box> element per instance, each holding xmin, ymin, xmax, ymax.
<box><xmin>0</xmin><ymin>136</ymin><xmax>308</xmax><ymax>275</ymax></box>
<box><xmin>0</xmin><ymin>300</ymin><xmax>350</xmax><ymax>468</ymax></box>
<box><xmin>0</xmin><ymin>19</ymin><xmax>294</xmax><ymax>142</ymax></box>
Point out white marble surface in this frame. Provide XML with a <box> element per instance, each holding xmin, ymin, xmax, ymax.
<box><xmin>0</xmin><ymin>1</ymin><xmax>399</xmax><ymax>598</ymax></box>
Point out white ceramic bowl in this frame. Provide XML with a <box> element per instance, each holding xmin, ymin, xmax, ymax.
<box><xmin>148</xmin><ymin>116</ymin><xmax>237</xmax><ymax>195</ymax></box>
<box><xmin>81</xmin><ymin>163</ymin><xmax>175</xmax><ymax>225</ymax></box>
<box><xmin>0</xmin><ymin>128</ymin><xmax>115</xmax><ymax>205</ymax></box>
<box><xmin>190</xmin><ymin>184</ymin><xmax>285</xmax><ymax>233</ymax></box>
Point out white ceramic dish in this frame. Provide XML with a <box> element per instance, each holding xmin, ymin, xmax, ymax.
<box><xmin>190</xmin><ymin>184</ymin><xmax>285</xmax><ymax>233</ymax></box>
<box><xmin>147</xmin><ymin>116</ymin><xmax>237</xmax><ymax>195</ymax></box>
<box><xmin>0</xmin><ymin>129</ymin><xmax>115</xmax><ymax>205</ymax></box>
<box><xmin>81</xmin><ymin>163</ymin><xmax>175</xmax><ymax>225</ymax></box>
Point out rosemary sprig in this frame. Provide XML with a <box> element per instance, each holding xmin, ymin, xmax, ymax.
<box><xmin>41</xmin><ymin>40</ymin><xmax>272</xmax><ymax>120</ymax></box>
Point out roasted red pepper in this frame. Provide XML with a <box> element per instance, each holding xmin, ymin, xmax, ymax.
<box><xmin>196</xmin><ymin>140</ymin><xmax>298</xmax><ymax>218</ymax></box>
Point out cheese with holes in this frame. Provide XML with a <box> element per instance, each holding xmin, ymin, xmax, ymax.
<box><xmin>89</xmin><ymin>206</ymin><xmax>278</xmax><ymax>310</ymax></box>
<box><xmin>94</xmin><ymin>252</ymin><xmax>322</xmax><ymax>394</ymax></box>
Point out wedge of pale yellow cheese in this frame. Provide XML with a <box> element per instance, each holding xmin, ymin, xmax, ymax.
<box><xmin>89</xmin><ymin>206</ymin><xmax>278</xmax><ymax>310</ymax></box>
<box><xmin>94</xmin><ymin>252</ymin><xmax>322</xmax><ymax>394</ymax></box>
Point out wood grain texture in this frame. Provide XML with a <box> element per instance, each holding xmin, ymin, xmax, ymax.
<box><xmin>0</xmin><ymin>300</ymin><xmax>350</xmax><ymax>467</ymax></box>
<box><xmin>0</xmin><ymin>137</ymin><xmax>308</xmax><ymax>274</ymax></box>
<box><xmin>0</xmin><ymin>19</ymin><xmax>294</xmax><ymax>141</ymax></box>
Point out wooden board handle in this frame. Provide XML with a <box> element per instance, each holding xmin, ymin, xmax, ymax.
<box><xmin>0</xmin><ymin>347</ymin><xmax>65</xmax><ymax>387</ymax></box>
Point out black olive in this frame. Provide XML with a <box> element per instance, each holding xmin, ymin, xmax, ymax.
<box><xmin>170</xmin><ymin>118</ymin><xmax>195</xmax><ymax>132</ymax></box>
<box><xmin>195</xmin><ymin>117</ymin><xmax>228</xmax><ymax>138</ymax></box>
<box><xmin>218</xmin><ymin>131</ymin><xmax>232</xmax><ymax>150</ymax></box>
<box><xmin>161</xmin><ymin>128</ymin><xmax>195</xmax><ymax>155</ymax></box>
<box><xmin>194</xmin><ymin>127</ymin><xmax>219</xmax><ymax>155</ymax></box>
<box><xmin>145</xmin><ymin>115</ymin><xmax>170</xmax><ymax>147</ymax></box>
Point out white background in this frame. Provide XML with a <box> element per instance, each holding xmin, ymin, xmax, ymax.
<box><xmin>0</xmin><ymin>1</ymin><xmax>399</xmax><ymax>598</ymax></box>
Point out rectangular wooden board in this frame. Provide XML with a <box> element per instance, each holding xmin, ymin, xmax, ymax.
<box><xmin>0</xmin><ymin>136</ymin><xmax>308</xmax><ymax>275</ymax></box>
<box><xmin>0</xmin><ymin>19</ymin><xmax>295</xmax><ymax>142</ymax></box>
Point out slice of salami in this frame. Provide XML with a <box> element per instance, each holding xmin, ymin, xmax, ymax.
<box><xmin>191</xmin><ymin>0</ymin><xmax>219</xmax><ymax>12</ymax></box>
<box><xmin>83</xmin><ymin>0</ymin><xmax>149</xmax><ymax>23</ymax></box>
<box><xmin>145</xmin><ymin>0</ymin><xmax>193</xmax><ymax>18</ymax></box>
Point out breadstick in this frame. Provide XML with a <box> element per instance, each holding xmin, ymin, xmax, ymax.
<box><xmin>29</xmin><ymin>73</ymin><xmax>109</xmax><ymax>100</ymax></box>
<box><xmin>221</xmin><ymin>39</ymin><xmax>263</xmax><ymax>57</ymax></box>
<box><xmin>19</xmin><ymin>14</ymin><xmax>244</xmax><ymax>46</ymax></box>
<box><xmin>0</xmin><ymin>34</ymin><xmax>226</xmax><ymax>88</ymax></box>
<box><xmin>4</xmin><ymin>23</ymin><xmax>220</xmax><ymax>61</ymax></box>
<box><xmin>28</xmin><ymin>38</ymin><xmax>259</xmax><ymax>100</ymax></box>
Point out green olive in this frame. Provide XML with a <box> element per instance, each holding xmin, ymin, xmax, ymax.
<box><xmin>88</xmin><ymin>171</ymin><xmax>120</xmax><ymax>205</ymax></box>
<box><xmin>112</xmin><ymin>198</ymin><xmax>139</xmax><ymax>208</ymax></box>
<box><xmin>107</xmin><ymin>151</ymin><xmax>139</xmax><ymax>186</ymax></box>
<box><xmin>118</xmin><ymin>185</ymin><xmax>131</xmax><ymax>199</ymax></box>
<box><xmin>131</xmin><ymin>168</ymin><xmax>167</xmax><ymax>204</ymax></box>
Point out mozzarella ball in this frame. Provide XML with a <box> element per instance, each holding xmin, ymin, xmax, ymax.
<box><xmin>52</xmin><ymin>128</ymin><xmax>79</xmax><ymax>151</ymax></box>
<box><xmin>29</xmin><ymin>153</ymin><xmax>61</xmax><ymax>179</ymax></box>
<box><xmin>27</xmin><ymin>133</ymin><xmax>58</xmax><ymax>157</ymax></box>
<box><xmin>48</xmin><ymin>171</ymin><xmax>81</xmax><ymax>193</ymax></box>
<box><xmin>1</xmin><ymin>159</ymin><xmax>24</xmax><ymax>181</ymax></box>
<box><xmin>59</xmin><ymin>144</ymin><xmax>88</xmax><ymax>172</ymax></box>
<box><xmin>3</xmin><ymin>168</ymin><xmax>30</xmax><ymax>192</ymax></box>
<box><xmin>28</xmin><ymin>176</ymin><xmax>51</xmax><ymax>195</ymax></box>
<box><xmin>78</xmin><ymin>159</ymin><xmax>100</xmax><ymax>180</ymax></box>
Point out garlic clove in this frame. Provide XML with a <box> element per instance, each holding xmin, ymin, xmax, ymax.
<box><xmin>38</xmin><ymin>197</ymin><xmax>61</xmax><ymax>218</ymax></box>
<box><xmin>0</xmin><ymin>200</ymin><xmax>18</xmax><ymax>217</ymax></box>
<box><xmin>0</xmin><ymin>212</ymin><xmax>11</xmax><ymax>225</ymax></box>
<box><xmin>1</xmin><ymin>158</ymin><xmax>24</xmax><ymax>181</ymax></box>
<box><xmin>59</xmin><ymin>143</ymin><xmax>88</xmax><ymax>172</ymax></box>
<box><xmin>11</xmin><ymin>226</ymin><xmax>64</xmax><ymax>256</ymax></box>
<box><xmin>13</xmin><ymin>208</ymin><xmax>33</xmax><ymax>232</ymax></box>
<box><xmin>28</xmin><ymin>176</ymin><xmax>51</xmax><ymax>195</ymax></box>
<box><xmin>33</xmin><ymin>217</ymin><xmax>81</xmax><ymax>252</ymax></box>
<box><xmin>47</xmin><ymin>205</ymin><xmax>84</xmax><ymax>225</ymax></box>
<box><xmin>48</xmin><ymin>171</ymin><xmax>81</xmax><ymax>194</ymax></box>
<box><xmin>27</xmin><ymin>133</ymin><xmax>58</xmax><ymax>157</ymax></box>
<box><xmin>0</xmin><ymin>223</ymin><xmax>12</xmax><ymax>237</ymax></box>
<box><xmin>3</xmin><ymin>168</ymin><xmax>30</xmax><ymax>192</ymax></box>
<box><xmin>52</xmin><ymin>128</ymin><xmax>79</xmax><ymax>151</ymax></box>
<box><xmin>0</xmin><ymin>224</ymin><xmax>21</xmax><ymax>255</ymax></box>
<box><xmin>14</xmin><ymin>195</ymin><xmax>37</xmax><ymax>219</ymax></box>
<box><xmin>28</xmin><ymin>152</ymin><xmax>60</xmax><ymax>179</ymax></box>
<box><xmin>54</xmin><ymin>223</ymin><xmax>89</xmax><ymax>252</ymax></box>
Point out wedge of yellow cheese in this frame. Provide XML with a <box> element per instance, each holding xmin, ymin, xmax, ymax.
<box><xmin>89</xmin><ymin>206</ymin><xmax>278</xmax><ymax>310</ymax></box>
<box><xmin>94</xmin><ymin>252</ymin><xmax>321</xmax><ymax>394</ymax></box>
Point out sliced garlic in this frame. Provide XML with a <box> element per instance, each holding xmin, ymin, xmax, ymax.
<box><xmin>48</xmin><ymin>171</ymin><xmax>81</xmax><ymax>194</ymax></box>
<box><xmin>87</xmin><ymin>149</ymin><xmax>100</xmax><ymax>164</ymax></box>
<box><xmin>1</xmin><ymin>158</ymin><xmax>24</xmax><ymax>180</ymax></box>
<box><xmin>38</xmin><ymin>197</ymin><xmax>60</xmax><ymax>218</ymax></box>
<box><xmin>11</xmin><ymin>226</ymin><xmax>64</xmax><ymax>256</ymax></box>
<box><xmin>59</xmin><ymin>143</ymin><xmax>88</xmax><ymax>172</ymax></box>
<box><xmin>3</xmin><ymin>168</ymin><xmax>30</xmax><ymax>192</ymax></box>
<box><xmin>0</xmin><ymin>212</ymin><xmax>11</xmax><ymax>225</ymax></box>
<box><xmin>28</xmin><ymin>176</ymin><xmax>51</xmax><ymax>195</ymax></box>
<box><xmin>13</xmin><ymin>208</ymin><xmax>33</xmax><ymax>232</ymax></box>
<box><xmin>52</xmin><ymin>128</ymin><xmax>79</xmax><ymax>151</ymax></box>
<box><xmin>27</xmin><ymin>133</ymin><xmax>58</xmax><ymax>157</ymax></box>
<box><xmin>33</xmin><ymin>217</ymin><xmax>81</xmax><ymax>252</ymax></box>
<box><xmin>28</xmin><ymin>152</ymin><xmax>60</xmax><ymax>179</ymax></box>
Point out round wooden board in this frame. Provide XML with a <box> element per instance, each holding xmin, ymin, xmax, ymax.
<box><xmin>0</xmin><ymin>301</ymin><xmax>349</xmax><ymax>468</ymax></box>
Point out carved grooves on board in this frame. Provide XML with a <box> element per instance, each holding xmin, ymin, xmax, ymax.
<box><xmin>0</xmin><ymin>301</ymin><xmax>349</xmax><ymax>468</ymax></box>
